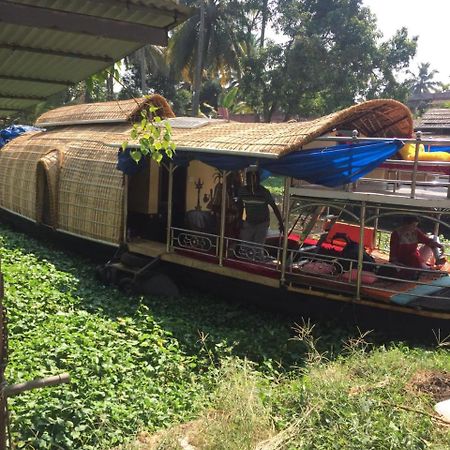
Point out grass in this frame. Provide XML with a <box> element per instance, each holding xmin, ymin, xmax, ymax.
<box><xmin>0</xmin><ymin>222</ymin><xmax>449</xmax><ymax>449</ymax></box>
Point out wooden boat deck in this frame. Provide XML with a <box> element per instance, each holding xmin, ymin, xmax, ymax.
<box><xmin>126</xmin><ymin>238</ymin><xmax>450</xmax><ymax>320</ymax></box>
<box><xmin>127</xmin><ymin>238</ymin><xmax>167</xmax><ymax>258</ymax></box>
<box><xmin>127</xmin><ymin>238</ymin><xmax>279</xmax><ymax>288</ymax></box>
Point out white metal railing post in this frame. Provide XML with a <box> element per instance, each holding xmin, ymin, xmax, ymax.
<box><xmin>218</xmin><ymin>171</ymin><xmax>228</xmax><ymax>266</ymax></box>
<box><xmin>280</xmin><ymin>177</ymin><xmax>291</xmax><ymax>284</ymax></box>
<box><xmin>350</xmin><ymin>130</ymin><xmax>359</xmax><ymax>192</ymax></box>
<box><xmin>410</xmin><ymin>130</ymin><xmax>422</xmax><ymax>198</ymax></box>
<box><xmin>166</xmin><ymin>162</ymin><xmax>174</xmax><ymax>253</ymax></box>
<box><xmin>355</xmin><ymin>202</ymin><xmax>366</xmax><ymax>300</ymax></box>
<box><xmin>373</xmin><ymin>207</ymin><xmax>379</xmax><ymax>249</ymax></box>
<box><xmin>434</xmin><ymin>214</ymin><xmax>441</xmax><ymax>237</ymax></box>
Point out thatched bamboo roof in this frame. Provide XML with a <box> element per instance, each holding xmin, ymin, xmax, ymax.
<box><xmin>119</xmin><ymin>98</ymin><xmax>413</xmax><ymax>157</ymax></box>
<box><xmin>35</xmin><ymin>94</ymin><xmax>175</xmax><ymax>127</ymax></box>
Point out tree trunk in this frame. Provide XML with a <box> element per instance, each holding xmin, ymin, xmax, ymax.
<box><xmin>260</xmin><ymin>0</ymin><xmax>269</xmax><ymax>48</ymax></box>
<box><xmin>192</xmin><ymin>1</ymin><xmax>206</xmax><ymax>116</ymax></box>
<box><xmin>106</xmin><ymin>72</ymin><xmax>114</xmax><ymax>100</ymax></box>
<box><xmin>139</xmin><ymin>47</ymin><xmax>147</xmax><ymax>94</ymax></box>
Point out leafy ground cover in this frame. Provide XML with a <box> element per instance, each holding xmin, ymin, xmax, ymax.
<box><xmin>0</xmin><ymin>222</ymin><xmax>449</xmax><ymax>449</ymax></box>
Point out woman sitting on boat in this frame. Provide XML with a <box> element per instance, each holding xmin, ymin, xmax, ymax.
<box><xmin>389</xmin><ymin>216</ymin><xmax>445</xmax><ymax>270</ymax></box>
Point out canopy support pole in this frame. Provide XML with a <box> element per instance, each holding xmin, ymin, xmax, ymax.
<box><xmin>356</xmin><ymin>202</ymin><xmax>366</xmax><ymax>300</ymax></box>
<box><xmin>218</xmin><ymin>171</ymin><xmax>229</xmax><ymax>266</ymax></box>
<box><xmin>411</xmin><ymin>131</ymin><xmax>422</xmax><ymax>198</ymax></box>
<box><xmin>434</xmin><ymin>214</ymin><xmax>441</xmax><ymax>237</ymax></box>
<box><xmin>280</xmin><ymin>177</ymin><xmax>291</xmax><ymax>284</ymax></box>
<box><xmin>166</xmin><ymin>162</ymin><xmax>174</xmax><ymax>253</ymax></box>
<box><xmin>373</xmin><ymin>207</ymin><xmax>379</xmax><ymax>249</ymax></box>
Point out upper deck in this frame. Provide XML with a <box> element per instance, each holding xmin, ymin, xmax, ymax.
<box><xmin>291</xmin><ymin>135</ymin><xmax>450</xmax><ymax>209</ymax></box>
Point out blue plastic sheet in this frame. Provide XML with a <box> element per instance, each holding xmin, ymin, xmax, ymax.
<box><xmin>117</xmin><ymin>148</ymin><xmax>148</xmax><ymax>176</ymax></box>
<box><xmin>0</xmin><ymin>125</ymin><xmax>42</xmax><ymax>149</ymax></box>
<box><xmin>118</xmin><ymin>140</ymin><xmax>403</xmax><ymax>188</ymax></box>
<box><xmin>429</xmin><ymin>146</ymin><xmax>450</xmax><ymax>153</ymax></box>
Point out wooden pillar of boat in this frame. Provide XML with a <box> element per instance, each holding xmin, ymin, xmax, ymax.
<box><xmin>166</xmin><ymin>162</ymin><xmax>174</xmax><ymax>253</ymax></box>
<box><xmin>122</xmin><ymin>174</ymin><xmax>128</xmax><ymax>243</ymax></box>
<box><xmin>280</xmin><ymin>176</ymin><xmax>291</xmax><ymax>284</ymax></box>
<box><xmin>218</xmin><ymin>171</ymin><xmax>229</xmax><ymax>266</ymax></box>
<box><xmin>356</xmin><ymin>202</ymin><xmax>366</xmax><ymax>300</ymax></box>
<box><xmin>410</xmin><ymin>131</ymin><xmax>422</xmax><ymax>199</ymax></box>
<box><xmin>434</xmin><ymin>214</ymin><xmax>441</xmax><ymax>237</ymax></box>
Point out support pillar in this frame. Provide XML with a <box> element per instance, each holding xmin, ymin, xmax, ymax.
<box><xmin>356</xmin><ymin>202</ymin><xmax>366</xmax><ymax>300</ymax></box>
<box><xmin>280</xmin><ymin>177</ymin><xmax>291</xmax><ymax>284</ymax></box>
<box><xmin>218</xmin><ymin>171</ymin><xmax>229</xmax><ymax>266</ymax></box>
<box><xmin>166</xmin><ymin>162</ymin><xmax>174</xmax><ymax>253</ymax></box>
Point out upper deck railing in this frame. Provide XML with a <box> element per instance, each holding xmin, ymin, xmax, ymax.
<box><xmin>292</xmin><ymin>133</ymin><xmax>450</xmax><ymax>206</ymax></box>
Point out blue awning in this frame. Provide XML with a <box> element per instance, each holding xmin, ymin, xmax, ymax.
<box><xmin>0</xmin><ymin>125</ymin><xmax>42</xmax><ymax>149</ymax></box>
<box><xmin>430</xmin><ymin>145</ymin><xmax>450</xmax><ymax>153</ymax></box>
<box><xmin>118</xmin><ymin>139</ymin><xmax>404</xmax><ymax>188</ymax></box>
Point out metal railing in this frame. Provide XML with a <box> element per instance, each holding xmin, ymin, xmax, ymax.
<box><xmin>170</xmin><ymin>227</ymin><xmax>219</xmax><ymax>257</ymax></box>
<box><xmin>169</xmin><ymin>225</ymin><xmax>450</xmax><ymax>305</ymax></box>
<box><xmin>285</xmin><ymin>246</ymin><xmax>449</xmax><ymax>301</ymax></box>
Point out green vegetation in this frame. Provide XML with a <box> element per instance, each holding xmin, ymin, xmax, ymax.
<box><xmin>123</xmin><ymin>102</ymin><xmax>176</xmax><ymax>164</ymax></box>
<box><xmin>262</xmin><ymin>176</ymin><xmax>284</xmax><ymax>198</ymax></box>
<box><xmin>1</xmin><ymin>223</ymin><xmax>449</xmax><ymax>449</ymax></box>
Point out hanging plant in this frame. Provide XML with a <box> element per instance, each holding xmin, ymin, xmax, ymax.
<box><xmin>122</xmin><ymin>101</ymin><xmax>176</xmax><ymax>164</ymax></box>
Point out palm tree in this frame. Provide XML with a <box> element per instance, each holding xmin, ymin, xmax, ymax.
<box><xmin>409</xmin><ymin>62</ymin><xmax>440</xmax><ymax>94</ymax></box>
<box><xmin>167</xmin><ymin>1</ymin><xmax>244</xmax><ymax>101</ymax></box>
<box><xmin>126</xmin><ymin>46</ymin><xmax>170</xmax><ymax>94</ymax></box>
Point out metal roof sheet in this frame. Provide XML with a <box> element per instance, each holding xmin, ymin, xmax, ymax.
<box><xmin>0</xmin><ymin>0</ymin><xmax>192</xmax><ymax>119</ymax></box>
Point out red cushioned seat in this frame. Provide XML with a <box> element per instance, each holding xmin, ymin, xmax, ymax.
<box><xmin>325</xmin><ymin>222</ymin><xmax>375</xmax><ymax>251</ymax></box>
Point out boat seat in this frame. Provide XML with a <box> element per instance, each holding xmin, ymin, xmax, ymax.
<box><xmin>325</xmin><ymin>222</ymin><xmax>375</xmax><ymax>252</ymax></box>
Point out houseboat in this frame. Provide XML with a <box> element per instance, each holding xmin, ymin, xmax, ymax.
<box><xmin>1</xmin><ymin>96</ymin><xmax>450</xmax><ymax>335</ymax></box>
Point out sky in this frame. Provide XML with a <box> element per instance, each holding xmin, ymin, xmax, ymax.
<box><xmin>363</xmin><ymin>0</ymin><xmax>450</xmax><ymax>83</ymax></box>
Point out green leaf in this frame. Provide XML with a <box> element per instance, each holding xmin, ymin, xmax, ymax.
<box><xmin>121</xmin><ymin>141</ymin><xmax>128</xmax><ymax>151</ymax></box>
<box><xmin>130</xmin><ymin>149</ymin><xmax>142</xmax><ymax>162</ymax></box>
<box><xmin>127</xmin><ymin>102</ymin><xmax>176</xmax><ymax>166</ymax></box>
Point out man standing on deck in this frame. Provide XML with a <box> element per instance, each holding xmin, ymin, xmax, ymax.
<box><xmin>237</xmin><ymin>166</ymin><xmax>284</xmax><ymax>246</ymax></box>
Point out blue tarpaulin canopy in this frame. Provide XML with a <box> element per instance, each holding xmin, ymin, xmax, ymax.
<box><xmin>0</xmin><ymin>125</ymin><xmax>42</xmax><ymax>149</ymax></box>
<box><xmin>118</xmin><ymin>139</ymin><xmax>404</xmax><ymax>187</ymax></box>
<box><xmin>430</xmin><ymin>146</ymin><xmax>450</xmax><ymax>153</ymax></box>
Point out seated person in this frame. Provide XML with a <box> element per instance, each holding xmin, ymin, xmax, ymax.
<box><xmin>389</xmin><ymin>216</ymin><xmax>445</xmax><ymax>269</ymax></box>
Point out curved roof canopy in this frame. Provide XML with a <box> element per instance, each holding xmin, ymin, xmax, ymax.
<box><xmin>40</xmin><ymin>97</ymin><xmax>412</xmax><ymax>158</ymax></box>
<box><xmin>0</xmin><ymin>0</ymin><xmax>191</xmax><ymax>119</ymax></box>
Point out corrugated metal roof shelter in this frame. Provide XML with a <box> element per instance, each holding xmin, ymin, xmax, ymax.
<box><xmin>0</xmin><ymin>0</ymin><xmax>191</xmax><ymax>119</ymax></box>
<box><xmin>417</xmin><ymin>109</ymin><xmax>450</xmax><ymax>135</ymax></box>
